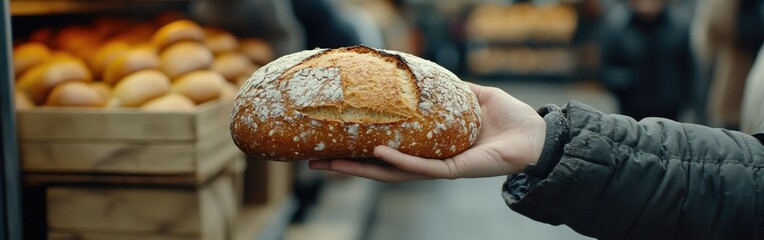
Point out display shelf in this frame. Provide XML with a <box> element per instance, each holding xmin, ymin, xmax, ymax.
<box><xmin>234</xmin><ymin>196</ymin><xmax>298</xmax><ymax>240</ymax></box>
<box><xmin>10</xmin><ymin>0</ymin><xmax>191</xmax><ymax>16</ymax></box>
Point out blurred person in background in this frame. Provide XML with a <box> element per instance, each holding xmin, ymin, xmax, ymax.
<box><xmin>692</xmin><ymin>0</ymin><xmax>763</xmax><ymax>129</ymax></box>
<box><xmin>599</xmin><ymin>0</ymin><xmax>692</xmax><ymax>121</ymax></box>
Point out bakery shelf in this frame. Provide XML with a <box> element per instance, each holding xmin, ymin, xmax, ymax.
<box><xmin>10</xmin><ymin>0</ymin><xmax>191</xmax><ymax>16</ymax></box>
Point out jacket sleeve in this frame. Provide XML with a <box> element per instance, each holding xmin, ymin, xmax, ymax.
<box><xmin>503</xmin><ymin>101</ymin><xmax>764</xmax><ymax>240</ymax></box>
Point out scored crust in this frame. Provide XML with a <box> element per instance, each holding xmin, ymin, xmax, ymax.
<box><xmin>231</xmin><ymin>46</ymin><xmax>481</xmax><ymax>161</ymax></box>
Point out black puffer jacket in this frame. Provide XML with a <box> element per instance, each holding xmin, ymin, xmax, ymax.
<box><xmin>503</xmin><ymin>101</ymin><xmax>764</xmax><ymax>239</ymax></box>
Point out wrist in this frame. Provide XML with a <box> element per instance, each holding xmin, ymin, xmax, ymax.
<box><xmin>524</xmin><ymin>104</ymin><xmax>570</xmax><ymax>178</ymax></box>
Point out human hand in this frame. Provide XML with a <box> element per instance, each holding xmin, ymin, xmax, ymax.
<box><xmin>308</xmin><ymin>82</ymin><xmax>547</xmax><ymax>182</ymax></box>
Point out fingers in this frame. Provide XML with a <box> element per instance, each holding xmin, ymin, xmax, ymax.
<box><xmin>373</xmin><ymin>146</ymin><xmax>458</xmax><ymax>179</ymax></box>
<box><xmin>309</xmin><ymin>159</ymin><xmax>429</xmax><ymax>182</ymax></box>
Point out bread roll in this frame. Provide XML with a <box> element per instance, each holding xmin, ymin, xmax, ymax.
<box><xmin>141</xmin><ymin>93</ymin><xmax>196</xmax><ymax>112</ymax></box>
<box><xmin>230</xmin><ymin>46</ymin><xmax>481</xmax><ymax>161</ymax></box>
<box><xmin>17</xmin><ymin>56</ymin><xmax>93</xmax><ymax>105</ymax></box>
<box><xmin>172</xmin><ymin>70</ymin><xmax>224</xmax><ymax>104</ymax></box>
<box><xmin>103</xmin><ymin>47</ymin><xmax>160</xmax><ymax>85</ymax></box>
<box><xmin>14</xmin><ymin>91</ymin><xmax>34</xmax><ymax>110</ymax></box>
<box><xmin>89</xmin><ymin>41</ymin><xmax>131</xmax><ymax>77</ymax></box>
<box><xmin>239</xmin><ymin>38</ymin><xmax>273</xmax><ymax>65</ymax></box>
<box><xmin>13</xmin><ymin>42</ymin><xmax>51</xmax><ymax>76</ymax></box>
<box><xmin>45</xmin><ymin>82</ymin><xmax>107</xmax><ymax>107</ymax></box>
<box><xmin>211</xmin><ymin>52</ymin><xmax>255</xmax><ymax>83</ymax></box>
<box><xmin>160</xmin><ymin>41</ymin><xmax>214</xmax><ymax>79</ymax></box>
<box><xmin>90</xmin><ymin>82</ymin><xmax>112</xmax><ymax>100</ymax></box>
<box><xmin>204</xmin><ymin>28</ymin><xmax>239</xmax><ymax>54</ymax></box>
<box><xmin>109</xmin><ymin>70</ymin><xmax>171</xmax><ymax>107</ymax></box>
<box><xmin>218</xmin><ymin>80</ymin><xmax>239</xmax><ymax>101</ymax></box>
<box><xmin>151</xmin><ymin>20</ymin><xmax>205</xmax><ymax>51</ymax></box>
<box><xmin>55</xmin><ymin>26</ymin><xmax>102</xmax><ymax>59</ymax></box>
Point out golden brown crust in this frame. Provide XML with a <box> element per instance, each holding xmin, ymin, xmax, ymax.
<box><xmin>141</xmin><ymin>93</ymin><xmax>197</xmax><ymax>112</ymax></box>
<box><xmin>172</xmin><ymin>70</ymin><xmax>224</xmax><ymax>104</ymax></box>
<box><xmin>17</xmin><ymin>56</ymin><xmax>93</xmax><ymax>105</ymax></box>
<box><xmin>102</xmin><ymin>48</ymin><xmax>160</xmax><ymax>85</ymax></box>
<box><xmin>231</xmin><ymin>46</ymin><xmax>481</xmax><ymax>161</ymax></box>
<box><xmin>13</xmin><ymin>42</ymin><xmax>51</xmax><ymax>76</ymax></box>
<box><xmin>109</xmin><ymin>70</ymin><xmax>171</xmax><ymax>107</ymax></box>
<box><xmin>151</xmin><ymin>20</ymin><xmax>205</xmax><ymax>51</ymax></box>
<box><xmin>45</xmin><ymin>82</ymin><xmax>107</xmax><ymax>107</ymax></box>
<box><xmin>159</xmin><ymin>41</ymin><xmax>214</xmax><ymax>79</ymax></box>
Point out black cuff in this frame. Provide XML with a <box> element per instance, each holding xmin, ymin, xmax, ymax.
<box><xmin>524</xmin><ymin>104</ymin><xmax>570</xmax><ymax>179</ymax></box>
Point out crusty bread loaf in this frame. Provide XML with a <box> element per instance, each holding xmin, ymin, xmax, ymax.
<box><xmin>109</xmin><ymin>70</ymin><xmax>171</xmax><ymax>107</ymax></box>
<box><xmin>230</xmin><ymin>46</ymin><xmax>481</xmax><ymax>161</ymax></box>
<box><xmin>45</xmin><ymin>81</ymin><xmax>107</xmax><ymax>107</ymax></box>
<box><xmin>141</xmin><ymin>93</ymin><xmax>196</xmax><ymax>112</ymax></box>
<box><xmin>160</xmin><ymin>41</ymin><xmax>214</xmax><ymax>79</ymax></box>
<box><xmin>172</xmin><ymin>70</ymin><xmax>224</xmax><ymax>104</ymax></box>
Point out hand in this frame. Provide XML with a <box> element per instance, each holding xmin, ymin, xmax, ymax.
<box><xmin>309</xmin><ymin>82</ymin><xmax>547</xmax><ymax>182</ymax></box>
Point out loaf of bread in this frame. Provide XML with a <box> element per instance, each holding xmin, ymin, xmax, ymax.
<box><xmin>103</xmin><ymin>47</ymin><xmax>160</xmax><ymax>85</ymax></box>
<box><xmin>211</xmin><ymin>52</ymin><xmax>254</xmax><ymax>83</ymax></box>
<box><xmin>109</xmin><ymin>70</ymin><xmax>171</xmax><ymax>107</ymax></box>
<box><xmin>13</xmin><ymin>42</ymin><xmax>51</xmax><ymax>76</ymax></box>
<box><xmin>239</xmin><ymin>38</ymin><xmax>273</xmax><ymax>65</ymax></box>
<box><xmin>45</xmin><ymin>81</ymin><xmax>107</xmax><ymax>107</ymax></box>
<box><xmin>14</xmin><ymin>91</ymin><xmax>34</xmax><ymax>110</ymax></box>
<box><xmin>89</xmin><ymin>41</ymin><xmax>130</xmax><ymax>77</ymax></box>
<box><xmin>141</xmin><ymin>93</ymin><xmax>196</xmax><ymax>112</ymax></box>
<box><xmin>17</xmin><ymin>56</ymin><xmax>93</xmax><ymax>105</ymax></box>
<box><xmin>172</xmin><ymin>70</ymin><xmax>223</xmax><ymax>104</ymax></box>
<box><xmin>160</xmin><ymin>41</ymin><xmax>213</xmax><ymax>79</ymax></box>
<box><xmin>151</xmin><ymin>20</ymin><xmax>205</xmax><ymax>51</ymax></box>
<box><xmin>204</xmin><ymin>28</ymin><xmax>239</xmax><ymax>54</ymax></box>
<box><xmin>230</xmin><ymin>46</ymin><xmax>481</xmax><ymax>161</ymax></box>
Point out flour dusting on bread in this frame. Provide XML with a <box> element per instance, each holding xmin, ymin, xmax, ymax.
<box><xmin>231</xmin><ymin>46</ymin><xmax>481</xmax><ymax>161</ymax></box>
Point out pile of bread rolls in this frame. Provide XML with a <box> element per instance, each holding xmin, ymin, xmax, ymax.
<box><xmin>466</xmin><ymin>3</ymin><xmax>578</xmax><ymax>43</ymax></box>
<box><xmin>13</xmin><ymin>16</ymin><xmax>274</xmax><ymax>112</ymax></box>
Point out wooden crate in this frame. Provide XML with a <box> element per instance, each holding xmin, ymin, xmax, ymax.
<box><xmin>45</xmin><ymin>157</ymin><xmax>245</xmax><ymax>240</ymax></box>
<box><xmin>243</xmin><ymin>158</ymin><xmax>294</xmax><ymax>205</ymax></box>
<box><xmin>16</xmin><ymin>101</ymin><xmax>237</xmax><ymax>179</ymax></box>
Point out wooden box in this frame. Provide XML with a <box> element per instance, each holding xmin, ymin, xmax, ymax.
<box><xmin>45</xmin><ymin>157</ymin><xmax>245</xmax><ymax>240</ymax></box>
<box><xmin>243</xmin><ymin>158</ymin><xmax>294</xmax><ymax>205</ymax></box>
<box><xmin>16</xmin><ymin>101</ymin><xmax>237</xmax><ymax>179</ymax></box>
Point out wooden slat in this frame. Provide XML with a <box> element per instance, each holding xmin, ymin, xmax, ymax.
<box><xmin>20</xmin><ymin>141</ymin><xmax>197</xmax><ymax>174</ymax></box>
<box><xmin>46</xmin><ymin>163</ymin><xmax>242</xmax><ymax>238</ymax></box>
<box><xmin>23</xmin><ymin>155</ymin><xmax>244</xmax><ymax>186</ymax></box>
<box><xmin>244</xmin><ymin>159</ymin><xmax>294</xmax><ymax>205</ymax></box>
<box><xmin>20</xmin><ymin>124</ymin><xmax>237</xmax><ymax>175</ymax></box>
<box><xmin>47</xmin><ymin>187</ymin><xmax>203</xmax><ymax>235</ymax></box>
<box><xmin>16</xmin><ymin>101</ymin><xmax>229</xmax><ymax>141</ymax></box>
